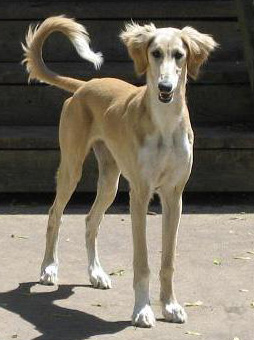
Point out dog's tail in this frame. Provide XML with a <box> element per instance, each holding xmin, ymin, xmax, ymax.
<box><xmin>22</xmin><ymin>16</ymin><xmax>103</xmax><ymax>93</ymax></box>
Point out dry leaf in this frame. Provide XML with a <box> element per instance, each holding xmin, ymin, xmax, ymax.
<box><xmin>213</xmin><ymin>259</ymin><xmax>222</xmax><ymax>265</ymax></box>
<box><xmin>11</xmin><ymin>234</ymin><xmax>29</xmax><ymax>239</ymax></box>
<box><xmin>109</xmin><ymin>269</ymin><xmax>125</xmax><ymax>276</ymax></box>
<box><xmin>147</xmin><ymin>211</ymin><xmax>157</xmax><ymax>215</ymax></box>
<box><xmin>246</xmin><ymin>251</ymin><xmax>254</xmax><ymax>255</ymax></box>
<box><xmin>239</xmin><ymin>289</ymin><xmax>249</xmax><ymax>293</ymax></box>
<box><xmin>184</xmin><ymin>300</ymin><xmax>203</xmax><ymax>307</ymax></box>
<box><xmin>250</xmin><ymin>302</ymin><xmax>254</xmax><ymax>308</ymax></box>
<box><xmin>234</xmin><ymin>256</ymin><xmax>251</xmax><ymax>260</ymax></box>
<box><xmin>185</xmin><ymin>331</ymin><xmax>202</xmax><ymax>336</ymax></box>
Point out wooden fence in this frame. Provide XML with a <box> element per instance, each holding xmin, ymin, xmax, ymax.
<box><xmin>0</xmin><ymin>0</ymin><xmax>253</xmax><ymax>192</ymax></box>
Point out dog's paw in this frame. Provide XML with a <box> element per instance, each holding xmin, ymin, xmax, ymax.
<box><xmin>162</xmin><ymin>302</ymin><xmax>187</xmax><ymax>323</ymax></box>
<box><xmin>40</xmin><ymin>264</ymin><xmax>58</xmax><ymax>285</ymax></box>
<box><xmin>89</xmin><ymin>266</ymin><xmax>112</xmax><ymax>289</ymax></box>
<box><xmin>132</xmin><ymin>305</ymin><xmax>156</xmax><ymax>328</ymax></box>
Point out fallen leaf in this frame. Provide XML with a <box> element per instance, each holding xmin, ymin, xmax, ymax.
<box><xmin>233</xmin><ymin>337</ymin><xmax>240</xmax><ymax>340</ymax></box>
<box><xmin>233</xmin><ymin>256</ymin><xmax>251</xmax><ymax>260</ymax></box>
<box><xmin>250</xmin><ymin>302</ymin><xmax>254</xmax><ymax>308</ymax></box>
<box><xmin>184</xmin><ymin>300</ymin><xmax>203</xmax><ymax>307</ymax></box>
<box><xmin>239</xmin><ymin>289</ymin><xmax>249</xmax><ymax>293</ymax></box>
<box><xmin>11</xmin><ymin>335</ymin><xmax>18</xmax><ymax>339</ymax></box>
<box><xmin>213</xmin><ymin>259</ymin><xmax>222</xmax><ymax>265</ymax></box>
<box><xmin>185</xmin><ymin>331</ymin><xmax>202</xmax><ymax>336</ymax></box>
<box><xmin>109</xmin><ymin>269</ymin><xmax>125</xmax><ymax>276</ymax></box>
<box><xmin>11</xmin><ymin>234</ymin><xmax>29</xmax><ymax>239</ymax></box>
<box><xmin>91</xmin><ymin>303</ymin><xmax>102</xmax><ymax>307</ymax></box>
<box><xmin>147</xmin><ymin>211</ymin><xmax>157</xmax><ymax>215</ymax></box>
<box><xmin>246</xmin><ymin>251</ymin><xmax>254</xmax><ymax>255</ymax></box>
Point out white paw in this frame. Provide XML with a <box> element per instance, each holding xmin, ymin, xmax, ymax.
<box><xmin>132</xmin><ymin>305</ymin><xmax>156</xmax><ymax>328</ymax></box>
<box><xmin>89</xmin><ymin>265</ymin><xmax>112</xmax><ymax>289</ymax></box>
<box><xmin>162</xmin><ymin>302</ymin><xmax>187</xmax><ymax>323</ymax></box>
<box><xmin>40</xmin><ymin>264</ymin><xmax>58</xmax><ymax>285</ymax></box>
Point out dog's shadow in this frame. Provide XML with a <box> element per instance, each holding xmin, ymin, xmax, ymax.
<box><xmin>0</xmin><ymin>282</ymin><xmax>129</xmax><ymax>339</ymax></box>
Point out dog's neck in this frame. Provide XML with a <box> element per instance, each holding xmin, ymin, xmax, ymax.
<box><xmin>144</xmin><ymin>66</ymin><xmax>188</xmax><ymax>134</ymax></box>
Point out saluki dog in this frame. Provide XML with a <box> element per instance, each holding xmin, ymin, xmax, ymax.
<box><xmin>23</xmin><ymin>16</ymin><xmax>217</xmax><ymax>327</ymax></box>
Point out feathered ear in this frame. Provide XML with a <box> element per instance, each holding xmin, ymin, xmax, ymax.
<box><xmin>181</xmin><ymin>26</ymin><xmax>218</xmax><ymax>79</ymax></box>
<box><xmin>120</xmin><ymin>22</ymin><xmax>156</xmax><ymax>75</ymax></box>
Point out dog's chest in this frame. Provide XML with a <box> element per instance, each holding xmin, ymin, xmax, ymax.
<box><xmin>138</xmin><ymin>131</ymin><xmax>191</xmax><ymax>187</ymax></box>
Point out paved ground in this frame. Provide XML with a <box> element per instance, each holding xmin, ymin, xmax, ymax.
<box><xmin>0</xmin><ymin>196</ymin><xmax>254</xmax><ymax>340</ymax></box>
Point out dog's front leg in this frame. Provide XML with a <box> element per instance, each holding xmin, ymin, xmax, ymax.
<box><xmin>130</xmin><ymin>187</ymin><xmax>155</xmax><ymax>328</ymax></box>
<box><xmin>159</xmin><ymin>187</ymin><xmax>187</xmax><ymax>323</ymax></box>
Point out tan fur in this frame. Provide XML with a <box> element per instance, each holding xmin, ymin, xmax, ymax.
<box><xmin>22</xmin><ymin>16</ymin><xmax>217</xmax><ymax>328</ymax></box>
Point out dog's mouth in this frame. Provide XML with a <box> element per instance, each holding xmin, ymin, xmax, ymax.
<box><xmin>158</xmin><ymin>91</ymin><xmax>174</xmax><ymax>103</ymax></box>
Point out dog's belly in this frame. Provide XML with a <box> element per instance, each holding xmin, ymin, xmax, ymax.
<box><xmin>138</xmin><ymin>132</ymin><xmax>192</xmax><ymax>189</ymax></box>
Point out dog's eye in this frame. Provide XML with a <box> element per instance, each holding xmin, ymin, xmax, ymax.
<box><xmin>174</xmin><ymin>51</ymin><xmax>184</xmax><ymax>60</ymax></box>
<box><xmin>152</xmin><ymin>50</ymin><xmax>162</xmax><ymax>59</ymax></box>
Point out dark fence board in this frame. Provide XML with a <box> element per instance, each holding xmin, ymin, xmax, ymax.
<box><xmin>1</xmin><ymin>148</ymin><xmax>254</xmax><ymax>192</ymax></box>
<box><xmin>187</xmin><ymin>149</ymin><xmax>254</xmax><ymax>191</ymax></box>
<box><xmin>236</xmin><ymin>0</ymin><xmax>254</xmax><ymax>90</ymax></box>
<box><xmin>0</xmin><ymin>61</ymin><xmax>249</xmax><ymax>85</ymax></box>
<box><xmin>2</xmin><ymin>126</ymin><xmax>254</xmax><ymax>150</ymax></box>
<box><xmin>0</xmin><ymin>84</ymin><xmax>252</xmax><ymax>126</ymax></box>
<box><xmin>0</xmin><ymin>20</ymin><xmax>243</xmax><ymax>62</ymax></box>
<box><xmin>0</xmin><ymin>1</ymin><xmax>236</xmax><ymax>20</ymax></box>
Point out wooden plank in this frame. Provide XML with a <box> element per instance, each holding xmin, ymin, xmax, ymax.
<box><xmin>0</xmin><ymin>126</ymin><xmax>59</xmax><ymax>150</ymax></box>
<box><xmin>0</xmin><ymin>1</ymin><xmax>236</xmax><ymax>20</ymax></box>
<box><xmin>194</xmin><ymin>126</ymin><xmax>254</xmax><ymax>149</ymax></box>
<box><xmin>0</xmin><ymin>84</ymin><xmax>252</xmax><ymax>126</ymax></box>
<box><xmin>0</xmin><ymin>61</ymin><xmax>249</xmax><ymax>85</ymax></box>
<box><xmin>2</xmin><ymin>126</ymin><xmax>254</xmax><ymax>150</ymax></box>
<box><xmin>187</xmin><ymin>149</ymin><xmax>254</xmax><ymax>192</ymax></box>
<box><xmin>1</xmin><ymin>149</ymin><xmax>254</xmax><ymax>192</ymax></box>
<box><xmin>187</xmin><ymin>84</ymin><xmax>253</xmax><ymax>126</ymax></box>
<box><xmin>0</xmin><ymin>150</ymin><xmax>128</xmax><ymax>193</ymax></box>
<box><xmin>0</xmin><ymin>20</ymin><xmax>242</xmax><ymax>62</ymax></box>
<box><xmin>235</xmin><ymin>0</ymin><xmax>254</xmax><ymax>91</ymax></box>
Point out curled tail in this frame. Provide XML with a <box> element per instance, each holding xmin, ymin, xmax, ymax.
<box><xmin>22</xmin><ymin>16</ymin><xmax>103</xmax><ymax>93</ymax></box>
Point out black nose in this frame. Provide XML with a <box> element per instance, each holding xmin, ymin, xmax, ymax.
<box><xmin>158</xmin><ymin>81</ymin><xmax>173</xmax><ymax>93</ymax></box>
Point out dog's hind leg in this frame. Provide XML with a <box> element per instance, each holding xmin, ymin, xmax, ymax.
<box><xmin>86</xmin><ymin>141</ymin><xmax>120</xmax><ymax>289</ymax></box>
<box><xmin>40</xmin><ymin>98</ymin><xmax>91</xmax><ymax>285</ymax></box>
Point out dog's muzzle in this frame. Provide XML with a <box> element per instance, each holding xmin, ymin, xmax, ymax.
<box><xmin>158</xmin><ymin>81</ymin><xmax>174</xmax><ymax>103</ymax></box>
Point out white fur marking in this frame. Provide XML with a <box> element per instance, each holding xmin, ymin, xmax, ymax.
<box><xmin>132</xmin><ymin>304</ymin><xmax>156</xmax><ymax>328</ymax></box>
<box><xmin>72</xmin><ymin>33</ymin><xmax>103</xmax><ymax>69</ymax></box>
<box><xmin>89</xmin><ymin>264</ymin><xmax>112</xmax><ymax>289</ymax></box>
<box><xmin>162</xmin><ymin>302</ymin><xmax>187</xmax><ymax>323</ymax></box>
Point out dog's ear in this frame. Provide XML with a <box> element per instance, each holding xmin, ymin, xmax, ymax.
<box><xmin>120</xmin><ymin>22</ymin><xmax>156</xmax><ymax>75</ymax></box>
<box><xmin>181</xmin><ymin>27</ymin><xmax>218</xmax><ymax>79</ymax></box>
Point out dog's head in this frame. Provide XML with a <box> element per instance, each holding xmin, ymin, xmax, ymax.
<box><xmin>120</xmin><ymin>23</ymin><xmax>218</xmax><ymax>103</ymax></box>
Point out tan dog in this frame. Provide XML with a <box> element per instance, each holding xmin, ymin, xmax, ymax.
<box><xmin>23</xmin><ymin>16</ymin><xmax>217</xmax><ymax>328</ymax></box>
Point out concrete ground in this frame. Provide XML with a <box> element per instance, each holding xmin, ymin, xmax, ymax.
<box><xmin>0</xmin><ymin>195</ymin><xmax>253</xmax><ymax>340</ymax></box>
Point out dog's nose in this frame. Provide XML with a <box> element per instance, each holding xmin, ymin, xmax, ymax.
<box><xmin>158</xmin><ymin>81</ymin><xmax>173</xmax><ymax>93</ymax></box>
